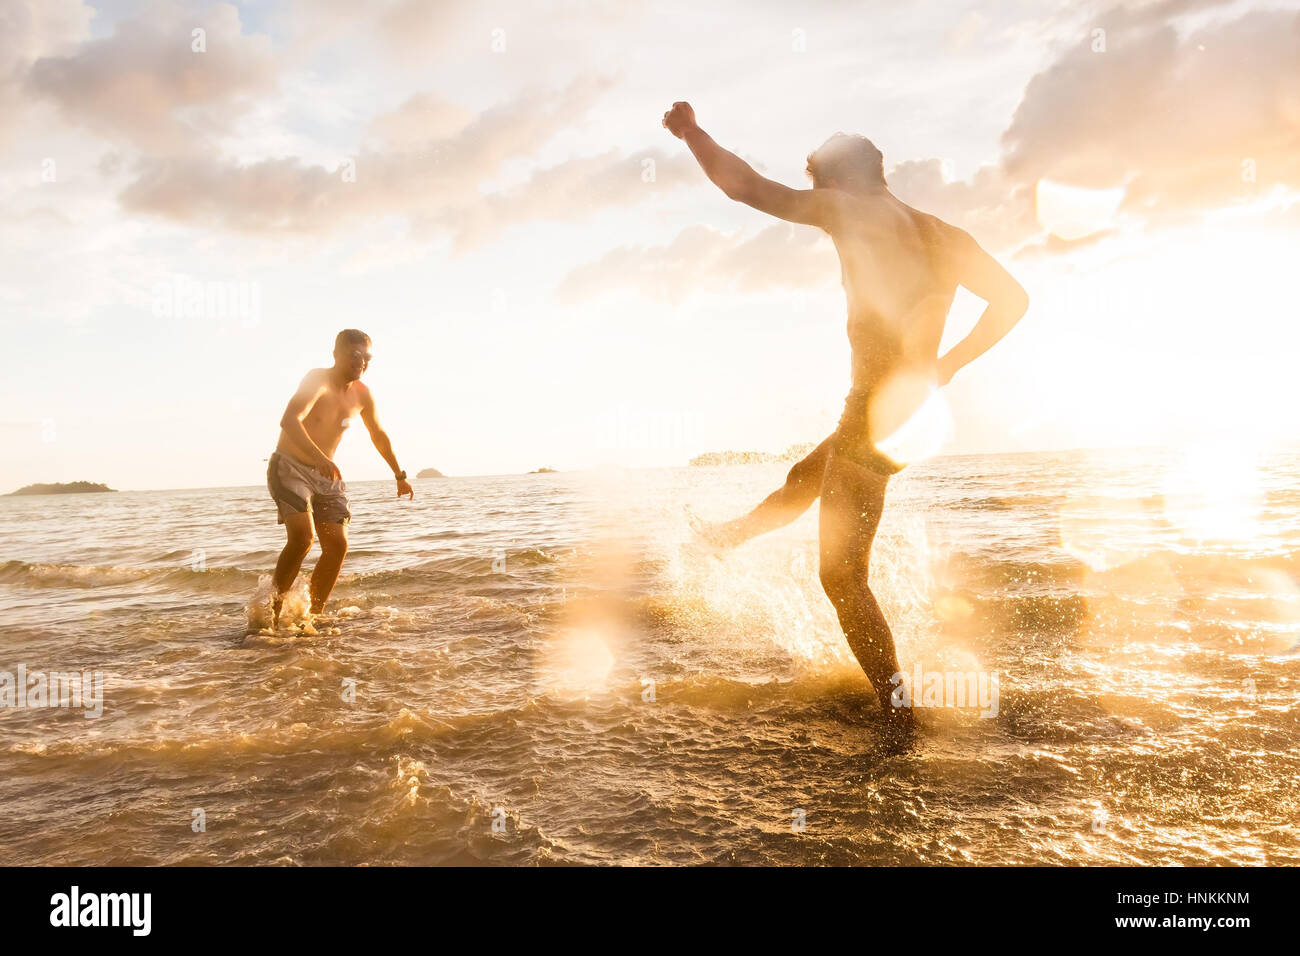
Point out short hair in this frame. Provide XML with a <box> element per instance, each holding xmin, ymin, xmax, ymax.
<box><xmin>334</xmin><ymin>329</ymin><xmax>371</xmax><ymax>352</ymax></box>
<box><xmin>806</xmin><ymin>133</ymin><xmax>886</xmax><ymax>191</ymax></box>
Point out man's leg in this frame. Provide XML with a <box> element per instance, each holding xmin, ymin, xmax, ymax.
<box><xmin>817</xmin><ymin>452</ymin><xmax>914</xmax><ymax>742</ymax></box>
<box><xmin>272</xmin><ymin>511</ymin><xmax>314</xmax><ymax>623</ymax></box>
<box><xmin>310</xmin><ymin>519</ymin><xmax>348</xmax><ymax>614</ymax></box>
<box><xmin>692</xmin><ymin>435</ymin><xmax>833</xmax><ymax>548</ymax></box>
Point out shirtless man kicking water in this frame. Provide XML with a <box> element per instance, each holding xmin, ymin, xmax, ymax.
<box><xmin>267</xmin><ymin>329</ymin><xmax>413</xmax><ymax>624</ymax></box>
<box><xmin>663</xmin><ymin>102</ymin><xmax>1028</xmax><ymax>745</ymax></box>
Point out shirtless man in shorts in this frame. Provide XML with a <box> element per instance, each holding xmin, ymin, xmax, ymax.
<box><xmin>663</xmin><ymin>102</ymin><xmax>1029</xmax><ymax>744</ymax></box>
<box><xmin>267</xmin><ymin>329</ymin><xmax>414</xmax><ymax>622</ymax></box>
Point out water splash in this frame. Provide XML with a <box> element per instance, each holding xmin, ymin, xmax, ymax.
<box><xmin>246</xmin><ymin>573</ymin><xmax>313</xmax><ymax>634</ymax></box>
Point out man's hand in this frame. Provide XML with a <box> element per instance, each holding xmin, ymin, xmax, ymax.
<box><xmin>662</xmin><ymin>101</ymin><xmax>698</xmax><ymax>139</ymax></box>
<box><xmin>938</xmin><ymin>228</ymin><xmax>1030</xmax><ymax>381</ymax></box>
<box><xmin>319</xmin><ymin>458</ymin><xmax>342</xmax><ymax>481</ymax></box>
<box><xmin>396</xmin><ymin>478</ymin><xmax>414</xmax><ymax>500</ymax></box>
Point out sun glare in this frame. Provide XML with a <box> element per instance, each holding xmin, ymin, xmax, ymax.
<box><xmin>872</xmin><ymin>374</ymin><xmax>954</xmax><ymax>467</ymax></box>
<box><xmin>1035</xmin><ymin>178</ymin><xmax>1127</xmax><ymax>241</ymax></box>
<box><xmin>1161</xmin><ymin>441</ymin><xmax>1264</xmax><ymax>546</ymax></box>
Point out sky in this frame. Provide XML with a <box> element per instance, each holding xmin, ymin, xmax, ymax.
<box><xmin>2</xmin><ymin>0</ymin><xmax>1299</xmax><ymax>490</ymax></box>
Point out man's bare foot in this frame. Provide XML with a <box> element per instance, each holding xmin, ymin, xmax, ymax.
<box><xmin>875</xmin><ymin>707</ymin><xmax>918</xmax><ymax>755</ymax></box>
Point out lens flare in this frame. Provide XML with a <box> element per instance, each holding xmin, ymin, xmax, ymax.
<box><xmin>872</xmin><ymin>374</ymin><xmax>953</xmax><ymax>467</ymax></box>
<box><xmin>541</xmin><ymin>626</ymin><xmax>617</xmax><ymax>697</ymax></box>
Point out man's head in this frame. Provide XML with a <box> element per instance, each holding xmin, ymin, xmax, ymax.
<box><xmin>333</xmin><ymin>329</ymin><xmax>371</xmax><ymax>381</ymax></box>
<box><xmin>806</xmin><ymin>133</ymin><xmax>886</xmax><ymax>193</ymax></box>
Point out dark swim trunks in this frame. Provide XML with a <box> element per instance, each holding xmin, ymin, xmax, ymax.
<box><xmin>267</xmin><ymin>451</ymin><xmax>351</xmax><ymax>525</ymax></box>
<box><xmin>831</xmin><ymin>387</ymin><xmax>906</xmax><ymax>477</ymax></box>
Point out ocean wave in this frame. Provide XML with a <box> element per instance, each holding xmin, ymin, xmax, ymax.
<box><xmin>961</xmin><ymin>492</ymin><xmax>1063</xmax><ymax>511</ymax></box>
<box><xmin>348</xmin><ymin>547</ymin><xmax>566</xmax><ymax>589</ymax></box>
<box><xmin>942</xmin><ymin>547</ymin><xmax>1300</xmax><ymax>594</ymax></box>
<box><xmin>360</xmin><ymin>757</ymin><xmax>561</xmax><ymax>865</ymax></box>
<box><xmin>966</xmin><ymin>591</ymin><xmax>1091</xmax><ymax>635</ymax></box>
<box><xmin>0</xmin><ymin>559</ymin><xmax>264</xmax><ymax>593</ymax></box>
<box><xmin>939</xmin><ymin>553</ymin><xmax>1087</xmax><ymax>593</ymax></box>
<box><xmin>0</xmin><ymin>546</ymin><xmax>570</xmax><ymax>597</ymax></box>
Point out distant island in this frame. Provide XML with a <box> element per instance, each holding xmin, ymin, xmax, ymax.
<box><xmin>690</xmin><ymin>443</ymin><xmax>817</xmax><ymax>467</ymax></box>
<box><xmin>416</xmin><ymin>468</ymin><xmax>445</xmax><ymax>478</ymax></box>
<box><xmin>8</xmin><ymin>481</ymin><xmax>117</xmax><ymax>496</ymax></box>
<box><xmin>530</xmin><ymin>466</ymin><xmax>558</xmax><ymax>474</ymax></box>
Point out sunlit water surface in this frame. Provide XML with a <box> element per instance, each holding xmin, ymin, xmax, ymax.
<box><xmin>2</xmin><ymin>444</ymin><xmax>1297</xmax><ymax>864</ymax></box>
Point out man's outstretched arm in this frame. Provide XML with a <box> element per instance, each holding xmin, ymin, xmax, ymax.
<box><xmin>359</xmin><ymin>390</ymin><xmax>413</xmax><ymax>500</ymax></box>
<box><xmin>937</xmin><ymin>229</ymin><xmax>1030</xmax><ymax>385</ymax></box>
<box><xmin>663</xmin><ymin>101</ymin><xmax>834</xmax><ymax>229</ymax></box>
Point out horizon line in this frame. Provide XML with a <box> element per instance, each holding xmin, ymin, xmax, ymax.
<box><xmin>9</xmin><ymin>435</ymin><xmax>1300</xmax><ymax>496</ymax></box>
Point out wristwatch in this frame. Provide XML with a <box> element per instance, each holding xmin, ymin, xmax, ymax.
<box><xmin>394</xmin><ymin>470</ymin><xmax>407</xmax><ymax>481</ymax></box>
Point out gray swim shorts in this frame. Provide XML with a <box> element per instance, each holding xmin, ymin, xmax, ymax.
<box><xmin>267</xmin><ymin>451</ymin><xmax>351</xmax><ymax>525</ymax></box>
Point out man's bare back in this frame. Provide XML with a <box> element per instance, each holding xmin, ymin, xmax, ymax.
<box><xmin>823</xmin><ymin>190</ymin><xmax>957</xmax><ymax>384</ymax></box>
<box><xmin>663</xmin><ymin>103</ymin><xmax>1026</xmax><ymax>429</ymax></box>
